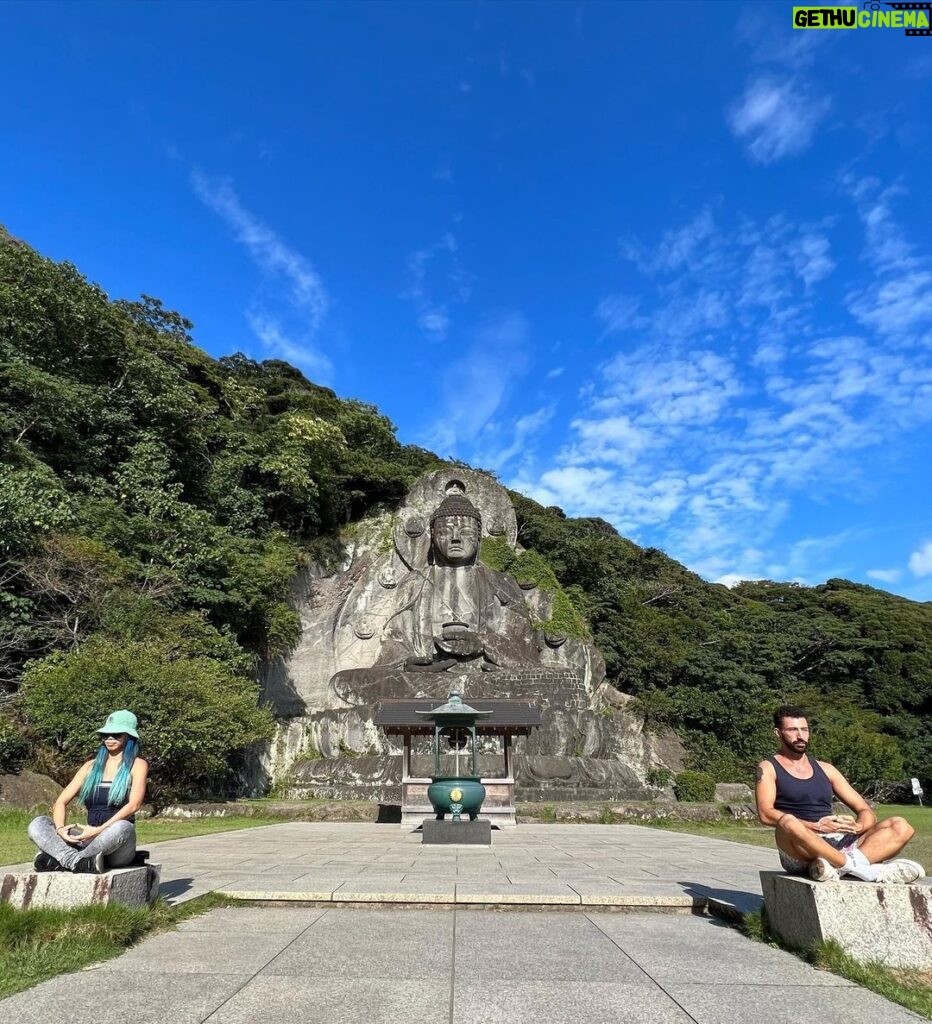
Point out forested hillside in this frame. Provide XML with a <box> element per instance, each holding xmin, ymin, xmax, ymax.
<box><xmin>2</xmin><ymin>230</ymin><xmax>930</xmax><ymax>798</ymax></box>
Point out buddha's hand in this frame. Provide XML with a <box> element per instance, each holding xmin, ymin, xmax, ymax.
<box><xmin>403</xmin><ymin>657</ymin><xmax>458</xmax><ymax>672</ymax></box>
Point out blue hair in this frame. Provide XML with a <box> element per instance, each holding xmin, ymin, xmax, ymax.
<box><xmin>79</xmin><ymin>737</ymin><xmax>138</xmax><ymax>807</ymax></box>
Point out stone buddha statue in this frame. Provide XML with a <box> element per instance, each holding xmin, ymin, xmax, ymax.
<box><xmin>259</xmin><ymin>468</ymin><xmax>683</xmax><ymax>804</ymax></box>
<box><xmin>379</xmin><ymin>492</ymin><xmax>539</xmax><ymax>673</ymax></box>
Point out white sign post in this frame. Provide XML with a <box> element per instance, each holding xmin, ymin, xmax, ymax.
<box><xmin>911</xmin><ymin>777</ymin><xmax>924</xmax><ymax>806</ymax></box>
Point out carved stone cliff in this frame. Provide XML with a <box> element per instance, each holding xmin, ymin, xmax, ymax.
<box><xmin>259</xmin><ymin>468</ymin><xmax>684</xmax><ymax>801</ymax></box>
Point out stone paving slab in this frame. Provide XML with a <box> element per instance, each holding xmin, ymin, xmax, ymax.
<box><xmin>663</xmin><ymin>984</ymin><xmax>926</xmax><ymax>1023</ymax></box>
<box><xmin>0</xmin><ymin>971</ymin><xmax>252</xmax><ymax>1024</ymax></box>
<box><xmin>2</xmin><ymin>906</ymin><xmax>923</xmax><ymax>1024</ymax></box>
<box><xmin>454</xmin><ymin>880</ymin><xmax>581</xmax><ymax>904</ymax></box>
<box><xmin>205</xmin><ymin>977</ymin><xmax>449</xmax><ymax>1024</ymax></box>
<box><xmin>70</xmin><ymin>820</ymin><xmax>774</xmax><ymax>911</ymax></box>
<box><xmin>454</xmin><ymin>910</ymin><xmax>649</xmax><ymax>982</ymax></box>
<box><xmin>452</xmin><ymin>980</ymin><xmax>694</xmax><ymax>1024</ymax></box>
<box><xmin>332</xmin><ymin>879</ymin><xmax>456</xmax><ymax>902</ymax></box>
<box><xmin>261</xmin><ymin>907</ymin><xmax>452</xmax><ymax>979</ymax></box>
<box><xmin>591</xmin><ymin>914</ymin><xmax>854</xmax><ymax>988</ymax></box>
<box><xmin>96</xmin><ymin>930</ymin><xmax>294</xmax><ymax>975</ymax></box>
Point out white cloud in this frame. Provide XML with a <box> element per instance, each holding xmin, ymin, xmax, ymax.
<box><xmin>191</xmin><ymin>171</ymin><xmax>328</xmax><ymax>329</ymax></box>
<box><xmin>850</xmin><ymin>270</ymin><xmax>932</xmax><ymax>337</ymax></box>
<box><xmin>840</xmin><ymin>178</ymin><xmax>932</xmax><ymax>341</ymax></box>
<box><xmin>474</xmin><ymin>404</ymin><xmax>555</xmax><ymax>473</ymax></box>
<box><xmin>405</xmin><ymin>233</ymin><xmax>469</xmax><ymax>341</ymax></box>
<box><xmin>546</xmin><ymin>367</ymin><xmax>564</xmax><ymax>379</ymax></box>
<box><xmin>622</xmin><ymin>209</ymin><xmax>717</xmax><ymax>275</ymax></box>
<box><xmin>417</xmin><ymin>309</ymin><xmax>451</xmax><ymax>338</ymax></box>
<box><xmin>841</xmin><ymin>176</ymin><xmax>916</xmax><ymax>274</ymax></box>
<box><xmin>866</xmin><ymin>568</ymin><xmax>903</xmax><ymax>584</ymax></box>
<box><xmin>728</xmin><ymin>77</ymin><xmax>830</xmax><ymax>164</ymax></box>
<box><xmin>423</xmin><ymin>313</ymin><xmax>530</xmax><ymax>456</ymax></box>
<box><xmin>596</xmin><ymin>294</ymin><xmax>641</xmax><ymax>335</ymax></box>
<box><xmin>244</xmin><ymin>310</ymin><xmax>333</xmax><ymax>380</ymax></box>
<box><xmin>715</xmin><ymin>573</ymin><xmax>751</xmax><ymax>588</ymax></box>
<box><xmin>909</xmin><ymin>541</ymin><xmax>932</xmax><ymax>578</ymax></box>
<box><xmin>190</xmin><ymin>171</ymin><xmax>332</xmax><ymax>379</ymax></box>
<box><xmin>520</xmin><ymin>192</ymin><xmax>932</xmax><ymax>593</ymax></box>
<box><xmin>789</xmin><ymin>232</ymin><xmax>835</xmax><ymax>288</ymax></box>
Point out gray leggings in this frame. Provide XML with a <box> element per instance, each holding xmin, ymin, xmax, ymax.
<box><xmin>28</xmin><ymin>815</ymin><xmax>137</xmax><ymax>871</ymax></box>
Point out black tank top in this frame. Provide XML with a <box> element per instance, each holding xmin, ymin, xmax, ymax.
<box><xmin>85</xmin><ymin>781</ymin><xmax>134</xmax><ymax>827</ymax></box>
<box><xmin>768</xmin><ymin>755</ymin><xmax>833</xmax><ymax>822</ymax></box>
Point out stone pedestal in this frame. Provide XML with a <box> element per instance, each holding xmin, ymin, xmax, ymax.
<box><xmin>0</xmin><ymin>864</ymin><xmax>161</xmax><ymax>910</ymax></box>
<box><xmin>761</xmin><ymin>871</ymin><xmax>932</xmax><ymax>969</ymax></box>
<box><xmin>422</xmin><ymin>819</ymin><xmax>492</xmax><ymax>846</ymax></box>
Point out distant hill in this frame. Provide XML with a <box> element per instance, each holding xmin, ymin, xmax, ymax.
<box><xmin>1</xmin><ymin>230</ymin><xmax>930</xmax><ymax>794</ymax></box>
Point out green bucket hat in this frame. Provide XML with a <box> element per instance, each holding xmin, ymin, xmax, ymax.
<box><xmin>96</xmin><ymin>709</ymin><xmax>139</xmax><ymax>740</ymax></box>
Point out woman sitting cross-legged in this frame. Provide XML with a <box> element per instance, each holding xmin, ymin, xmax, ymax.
<box><xmin>28</xmin><ymin>710</ymin><xmax>149</xmax><ymax>873</ymax></box>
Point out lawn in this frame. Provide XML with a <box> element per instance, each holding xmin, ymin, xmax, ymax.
<box><xmin>0</xmin><ymin>807</ymin><xmax>281</xmax><ymax>869</ymax></box>
<box><xmin>644</xmin><ymin>803</ymin><xmax>932</xmax><ymax>870</ymax></box>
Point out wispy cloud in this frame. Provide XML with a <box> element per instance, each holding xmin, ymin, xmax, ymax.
<box><xmin>842</xmin><ymin>176</ymin><xmax>932</xmax><ymax>341</ymax></box>
<box><xmin>513</xmin><ymin>185</ymin><xmax>932</xmax><ymax>589</ymax></box>
<box><xmin>728</xmin><ymin>77</ymin><xmax>830</xmax><ymax>164</ymax></box>
<box><xmin>423</xmin><ymin>313</ymin><xmax>530</xmax><ymax>457</ymax></box>
<box><xmin>866</xmin><ymin>568</ymin><xmax>903</xmax><ymax>584</ymax></box>
<box><xmin>472</xmin><ymin>403</ymin><xmax>556</xmax><ymax>474</ymax></box>
<box><xmin>190</xmin><ymin>171</ymin><xmax>333</xmax><ymax>379</ymax></box>
<box><xmin>909</xmin><ymin>541</ymin><xmax>932</xmax><ymax>578</ymax></box>
<box><xmin>405</xmin><ymin>232</ymin><xmax>471</xmax><ymax>341</ymax></box>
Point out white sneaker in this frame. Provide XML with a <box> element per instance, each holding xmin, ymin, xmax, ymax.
<box><xmin>808</xmin><ymin>856</ymin><xmax>840</xmax><ymax>882</ymax></box>
<box><xmin>876</xmin><ymin>859</ymin><xmax>925</xmax><ymax>884</ymax></box>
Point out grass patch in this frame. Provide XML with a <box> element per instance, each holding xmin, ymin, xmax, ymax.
<box><xmin>0</xmin><ymin>891</ymin><xmax>234</xmax><ymax>999</ymax></box>
<box><xmin>813</xmin><ymin>940</ymin><xmax>932</xmax><ymax>1019</ymax></box>
<box><xmin>639</xmin><ymin>803</ymin><xmax>932</xmax><ymax>867</ymax></box>
<box><xmin>742</xmin><ymin>906</ymin><xmax>932</xmax><ymax>1019</ymax></box>
<box><xmin>0</xmin><ymin>807</ymin><xmax>281</xmax><ymax>869</ymax></box>
<box><xmin>0</xmin><ymin>807</ymin><xmax>32</xmax><ymax>867</ymax></box>
<box><xmin>136</xmin><ymin>814</ymin><xmax>284</xmax><ymax>845</ymax></box>
<box><xmin>875</xmin><ymin>804</ymin><xmax>932</xmax><ymax>871</ymax></box>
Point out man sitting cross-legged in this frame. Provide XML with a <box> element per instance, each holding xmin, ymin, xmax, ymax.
<box><xmin>756</xmin><ymin>705</ymin><xmax>925</xmax><ymax>884</ymax></box>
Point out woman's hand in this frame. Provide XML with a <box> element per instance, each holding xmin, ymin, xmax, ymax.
<box><xmin>57</xmin><ymin>825</ymin><xmax>84</xmax><ymax>846</ymax></box>
<box><xmin>75</xmin><ymin>825</ymin><xmax>103</xmax><ymax>843</ymax></box>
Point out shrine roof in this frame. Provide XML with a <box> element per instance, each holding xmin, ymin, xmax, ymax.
<box><xmin>374</xmin><ymin>697</ymin><xmax>542</xmax><ymax>733</ymax></box>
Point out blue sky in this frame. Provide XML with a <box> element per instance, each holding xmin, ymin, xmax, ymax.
<box><xmin>3</xmin><ymin>1</ymin><xmax>932</xmax><ymax>599</ymax></box>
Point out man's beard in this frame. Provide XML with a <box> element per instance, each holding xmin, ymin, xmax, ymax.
<box><xmin>791</xmin><ymin>740</ymin><xmax>809</xmax><ymax>752</ymax></box>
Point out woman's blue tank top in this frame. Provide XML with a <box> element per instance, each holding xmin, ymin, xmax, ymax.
<box><xmin>85</xmin><ymin>781</ymin><xmax>134</xmax><ymax>827</ymax></box>
<box><xmin>768</xmin><ymin>755</ymin><xmax>833</xmax><ymax>822</ymax></box>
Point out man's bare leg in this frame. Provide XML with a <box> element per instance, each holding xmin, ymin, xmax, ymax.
<box><xmin>855</xmin><ymin>817</ymin><xmax>914</xmax><ymax>864</ymax></box>
<box><xmin>775</xmin><ymin>815</ymin><xmax>847</xmax><ymax>868</ymax></box>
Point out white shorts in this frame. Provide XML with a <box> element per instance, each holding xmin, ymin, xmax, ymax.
<box><xmin>779</xmin><ymin>831</ymin><xmax>859</xmax><ymax>873</ymax></box>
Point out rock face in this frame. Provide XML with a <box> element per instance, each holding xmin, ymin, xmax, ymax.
<box><xmin>0</xmin><ymin>770</ymin><xmax>61</xmax><ymax>810</ymax></box>
<box><xmin>714</xmin><ymin>782</ymin><xmax>754</xmax><ymax>803</ymax></box>
<box><xmin>260</xmin><ymin>468</ymin><xmax>684</xmax><ymax>801</ymax></box>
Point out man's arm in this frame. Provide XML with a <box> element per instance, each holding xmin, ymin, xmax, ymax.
<box><xmin>820</xmin><ymin>761</ymin><xmax>877</xmax><ymax>834</ymax></box>
<box><xmin>755</xmin><ymin>761</ymin><xmax>784</xmax><ymax>826</ymax></box>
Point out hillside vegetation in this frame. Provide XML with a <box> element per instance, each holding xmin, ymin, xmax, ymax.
<box><xmin>1</xmin><ymin>230</ymin><xmax>930</xmax><ymax>797</ymax></box>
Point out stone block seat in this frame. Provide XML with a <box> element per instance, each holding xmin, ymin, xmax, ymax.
<box><xmin>1</xmin><ymin>860</ymin><xmax>161</xmax><ymax>911</ymax></box>
<box><xmin>761</xmin><ymin>870</ymin><xmax>932</xmax><ymax>969</ymax></box>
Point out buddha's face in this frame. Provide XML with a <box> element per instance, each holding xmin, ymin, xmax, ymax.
<box><xmin>431</xmin><ymin>515</ymin><xmax>480</xmax><ymax>566</ymax></box>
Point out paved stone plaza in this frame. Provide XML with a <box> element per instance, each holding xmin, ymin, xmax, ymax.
<box><xmin>2</xmin><ymin>823</ymin><xmax>926</xmax><ymax>1023</ymax></box>
<box><xmin>149</xmin><ymin>822</ymin><xmax>776</xmax><ymax>912</ymax></box>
